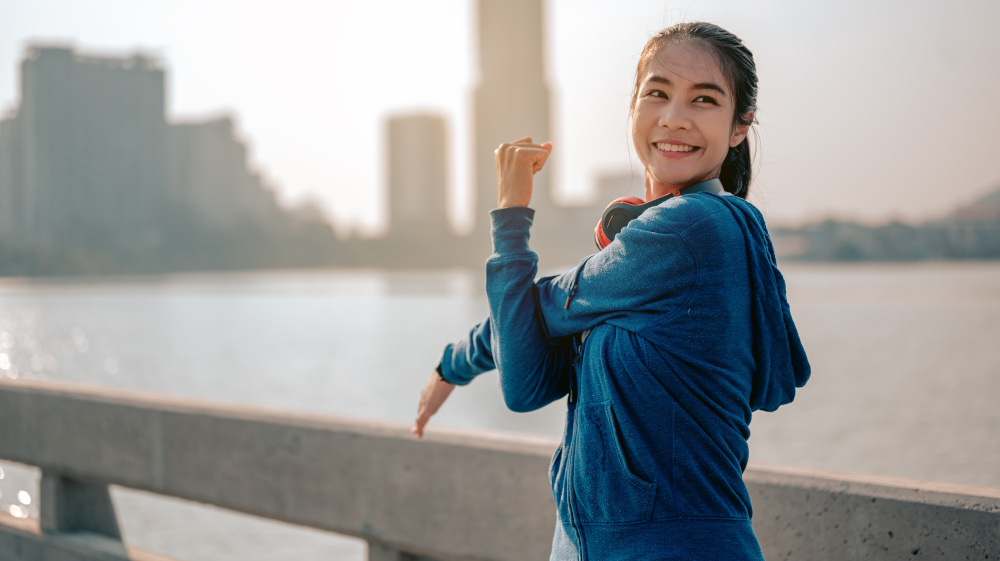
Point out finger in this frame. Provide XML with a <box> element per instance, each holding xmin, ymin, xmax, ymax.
<box><xmin>413</xmin><ymin>411</ymin><xmax>429</xmax><ymax>438</ymax></box>
<box><xmin>497</xmin><ymin>138</ymin><xmax>534</xmax><ymax>155</ymax></box>
<box><xmin>510</xmin><ymin>146</ymin><xmax>551</xmax><ymax>171</ymax></box>
<box><xmin>512</xmin><ymin>146</ymin><xmax>551</xmax><ymax>160</ymax></box>
<box><xmin>531</xmin><ymin>148</ymin><xmax>551</xmax><ymax>173</ymax></box>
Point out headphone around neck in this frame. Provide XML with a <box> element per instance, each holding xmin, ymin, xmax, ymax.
<box><xmin>594</xmin><ymin>178</ymin><xmax>725</xmax><ymax>250</ymax></box>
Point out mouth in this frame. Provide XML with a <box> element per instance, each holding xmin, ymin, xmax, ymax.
<box><xmin>654</xmin><ymin>142</ymin><xmax>700</xmax><ymax>154</ymax></box>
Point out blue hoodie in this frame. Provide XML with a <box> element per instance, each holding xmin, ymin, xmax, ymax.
<box><xmin>440</xmin><ymin>191</ymin><xmax>810</xmax><ymax>560</ymax></box>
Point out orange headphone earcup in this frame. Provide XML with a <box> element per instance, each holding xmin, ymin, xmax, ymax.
<box><xmin>595</xmin><ymin>196</ymin><xmax>646</xmax><ymax>250</ymax></box>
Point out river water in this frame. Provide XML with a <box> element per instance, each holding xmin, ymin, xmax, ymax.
<box><xmin>0</xmin><ymin>262</ymin><xmax>998</xmax><ymax>560</ymax></box>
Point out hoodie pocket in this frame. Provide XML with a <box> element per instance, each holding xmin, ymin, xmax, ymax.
<box><xmin>570</xmin><ymin>402</ymin><xmax>656</xmax><ymax>524</ymax></box>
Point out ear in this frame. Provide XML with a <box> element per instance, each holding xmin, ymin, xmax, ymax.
<box><xmin>729</xmin><ymin>110</ymin><xmax>754</xmax><ymax>148</ymax></box>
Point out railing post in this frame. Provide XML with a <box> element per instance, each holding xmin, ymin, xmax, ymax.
<box><xmin>39</xmin><ymin>471</ymin><xmax>123</xmax><ymax>539</ymax></box>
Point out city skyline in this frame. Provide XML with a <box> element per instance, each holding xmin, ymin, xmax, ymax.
<box><xmin>0</xmin><ymin>37</ymin><xmax>626</xmax><ymax>273</ymax></box>
<box><xmin>0</xmin><ymin>46</ymin><xmax>300</xmax><ymax>246</ymax></box>
<box><xmin>0</xmin><ymin>44</ymin><xmax>349</xmax><ymax>276</ymax></box>
<box><xmin>2</xmin><ymin>0</ymin><xmax>999</xmax><ymax>236</ymax></box>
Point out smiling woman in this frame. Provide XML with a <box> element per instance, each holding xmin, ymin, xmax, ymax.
<box><xmin>414</xmin><ymin>21</ymin><xmax>810</xmax><ymax>561</ymax></box>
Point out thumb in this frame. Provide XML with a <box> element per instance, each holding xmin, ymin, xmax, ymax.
<box><xmin>531</xmin><ymin>143</ymin><xmax>553</xmax><ymax>173</ymax></box>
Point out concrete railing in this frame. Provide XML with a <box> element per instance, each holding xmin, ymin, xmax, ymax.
<box><xmin>0</xmin><ymin>379</ymin><xmax>997</xmax><ymax>560</ymax></box>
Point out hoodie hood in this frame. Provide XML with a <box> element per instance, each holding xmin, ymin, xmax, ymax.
<box><xmin>719</xmin><ymin>195</ymin><xmax>811</xmax><ymax>411</ymax></box>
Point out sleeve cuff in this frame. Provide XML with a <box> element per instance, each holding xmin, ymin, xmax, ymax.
<box><xmin>490</xmin><ymin>207</ymin><xmax>535</xmax><ymax>255</ymax></box>
<box><xmin>438</xmin><ymin>343</ymin><xmax>467</xmax><ymax>386</ymax></box>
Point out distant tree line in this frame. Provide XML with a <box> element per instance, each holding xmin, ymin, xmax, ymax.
<box><xmin>772</xmin><ymin>187</ymin><xmax>1000</xmax><ymax>261</ymax></box>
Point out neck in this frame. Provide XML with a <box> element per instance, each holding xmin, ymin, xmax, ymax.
<box><xmin>644</xmin><ymin>172</ymin><xmax>720</xmax><ymax>202</ymax></box>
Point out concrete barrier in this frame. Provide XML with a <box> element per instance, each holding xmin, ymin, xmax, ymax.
<box><xmin>746</xmin><ymin>463</ymin><xmax>1000</xmax><ymax>559</ymax></box>
<box><xmin>0</xmin><ymin>379</ymin><xmax>997</xmax><ymax>560</ymax></box>
<box><xmin>0</xmin><ymin>379</ymin><xmax>557</xmax><ymax>560</ymax></box>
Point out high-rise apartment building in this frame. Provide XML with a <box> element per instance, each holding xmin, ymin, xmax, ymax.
<box><xmin>0</xmin><ymin>46</ymin><xmax>168</xmax><ymax>247</ymax></box>
<box><xmin>169</xmin><ymin>117</ymin><xmax>282</xmax><ymax>231</ymax></box>
<box><xmin>0</xmin><ymin>113</ymin><xmax>22</xmax><ymax>240</ymax></box>
<box><xmin>386</xmin><ymin>114</ymin><xmax>451</xmax><ymax>242</ymax></box>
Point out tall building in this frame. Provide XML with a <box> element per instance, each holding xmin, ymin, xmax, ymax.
<box><xmin>0</xmin><ymin>46</ymin><xmax>168</xmax><ymax>247</ymax></box>
<box><xmin>474</xmin><ymin>0</ymin><xmax>554</xmax><ymax>238</ymax></box>
<box><xmin>0</xmin><ymin>111</ymin><xmax>22</xmax><ymax>240</ymax></box>
<box><xmin>386</xmin><ymin>114</ymin><xmax>451</xmax><ymax>242</ymax></box>
<box><xmin>169</xmin><ymin>117</ymin><xmax>282</xmax><ymax>231</ymax></box>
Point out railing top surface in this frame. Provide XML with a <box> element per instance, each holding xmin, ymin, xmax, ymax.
<box><xmin>746</xmin><ymin>462</ymin><xmax>1000</xmax><ymax>512</ymax></box>
<box><xmin>0</xmin><ymin>378</ymin><xmax>559</xmax><ymax>457</ymax></box>
<box><xmin>748</xmin><ymin>462</ymin><xmax>1000</xmax><ymax>501</ymax></box>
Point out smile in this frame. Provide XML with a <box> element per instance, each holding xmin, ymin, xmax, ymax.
<box><xmin>654</xmin><ymin>142</ymin><xmax>698</xmax><ymax>152</ymax></box>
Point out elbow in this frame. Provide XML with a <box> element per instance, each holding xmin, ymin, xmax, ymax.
<box><xmin>497</xmin><ymin>357</ymin><xmax>567</xmax><ymax>413</ymax></box>
<box><xmin>500</xmin><ymin>380</ymin><xmax>554</xmax><ymax>413</ymax></box>
<box><xmin>503</xmin><ymin>392</ymin><xmax>543</xmax><ymax>413</ymax></box>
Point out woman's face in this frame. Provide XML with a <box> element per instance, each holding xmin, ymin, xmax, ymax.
<box><xmin>632</xmin><ymin>40</ymin><xmax>750</xmax><ymax>195</ymax></box>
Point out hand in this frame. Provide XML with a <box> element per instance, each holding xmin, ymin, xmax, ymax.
<box><xmin>494</xmin><ymin>137</ymin><xmax>553</xmax><ymax>209</ymax></box>
<box><xmin>412</xmin><ymin>370</ymin><xmax>456</xmax><ymax>439</ymax></box>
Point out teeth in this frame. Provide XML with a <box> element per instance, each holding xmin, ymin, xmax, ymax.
<box><xmin>656</xmin><ymin>143</ymin><xmax>695</xmax><ymax>152</ymax></box>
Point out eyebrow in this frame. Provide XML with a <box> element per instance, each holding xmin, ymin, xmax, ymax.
<box><xmin>646</xmin><ymin>75</ymin><xmax>727</xmax><ymax>95</ymax></box>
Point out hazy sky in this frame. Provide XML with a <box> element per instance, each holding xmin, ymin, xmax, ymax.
<box><xmin>2</xmin><ymin>0</ymin><xmax>999</xmax><ymax>234</ymax></box>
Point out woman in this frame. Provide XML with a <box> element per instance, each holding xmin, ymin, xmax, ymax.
<box><xmin>413</xmin><ymin>22</ymin><xmax>810</xmax><ymax>560</ymax></box>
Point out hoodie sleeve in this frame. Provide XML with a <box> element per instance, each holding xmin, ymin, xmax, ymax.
<box><xmin>438</xmin><ymin>316</ymin><xmax>494</xmax><ymax>386</ymax></box>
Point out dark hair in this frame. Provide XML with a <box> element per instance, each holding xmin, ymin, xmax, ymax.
<box><xmin>630</xmin><ymin>22</ymin><xmax>758</xmax><ymax>198</ymax></box>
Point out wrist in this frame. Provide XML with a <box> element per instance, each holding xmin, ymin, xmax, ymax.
<box><xmin>435</xmin><ymin>361</ymin><xmax>454</xmax><ymax>385</ymax></box>
<box><xmin>497</xmin><ymin>194</ymin><xmax>531</xmax><ymax>209</ymax></box>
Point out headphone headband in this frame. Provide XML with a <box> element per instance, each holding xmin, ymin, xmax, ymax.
<box><xmin>595</xmin><ymin>178</ymin><xmax>724</xmax><ymax>249</ymax></box>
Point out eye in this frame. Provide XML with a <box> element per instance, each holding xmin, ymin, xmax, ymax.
<box><xmin>693</xmin><ymin>95</ymin><xmax>718</xmax><ymax>105</ymax></box>
<box><xmin>646</xmin><ymin>89</ymin><xmax>668</xmax><ymax>99</ymax></box>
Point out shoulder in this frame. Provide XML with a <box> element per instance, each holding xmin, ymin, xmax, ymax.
<box><xmin>634</xmin><ymin>192</ymin><xmax>746</xmax><ymax>240</ymax></box>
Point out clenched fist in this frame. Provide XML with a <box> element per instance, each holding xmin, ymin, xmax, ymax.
<box><xmin>494</xmin><ymin>137</ymin><xmax>553</xmax><ymax>209</ymax></box>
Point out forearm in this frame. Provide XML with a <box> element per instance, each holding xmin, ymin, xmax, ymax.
<box><xmin>439</xmin><ymin>316</ymin><xmax>495</xmax><ymax>386</ymax></box>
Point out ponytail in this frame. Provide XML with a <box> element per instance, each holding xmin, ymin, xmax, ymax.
<box><xmin>721</xmin><ymin>136</ymin><xmax>753</xmax><ymax>199</ymax></box>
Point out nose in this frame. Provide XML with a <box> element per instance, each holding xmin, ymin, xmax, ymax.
<box><xmin>658</xmin><ymin>100</ymin><xmax>692</xmax><ymax>131</ymax></box>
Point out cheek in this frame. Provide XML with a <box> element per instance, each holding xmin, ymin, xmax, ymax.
<box><xmin>702</xmin><ymin>115</ymin><xmax>734</xmax><ymax>154</ymax></box>
<box><xmin>630</xmin><ymin>113</ymin><xmax>649</xmax><ymax>157</ymax></box>
<box><xmin>631</xmin><ymin>107</ymin><xmax>657</xmax><ymax>146</ymax></box>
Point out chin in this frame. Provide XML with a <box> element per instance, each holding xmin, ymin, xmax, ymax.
<box><xmin>650</xmin><ymin>170</ymin><xmax>702</xmax><ymax>187</ymax></box>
